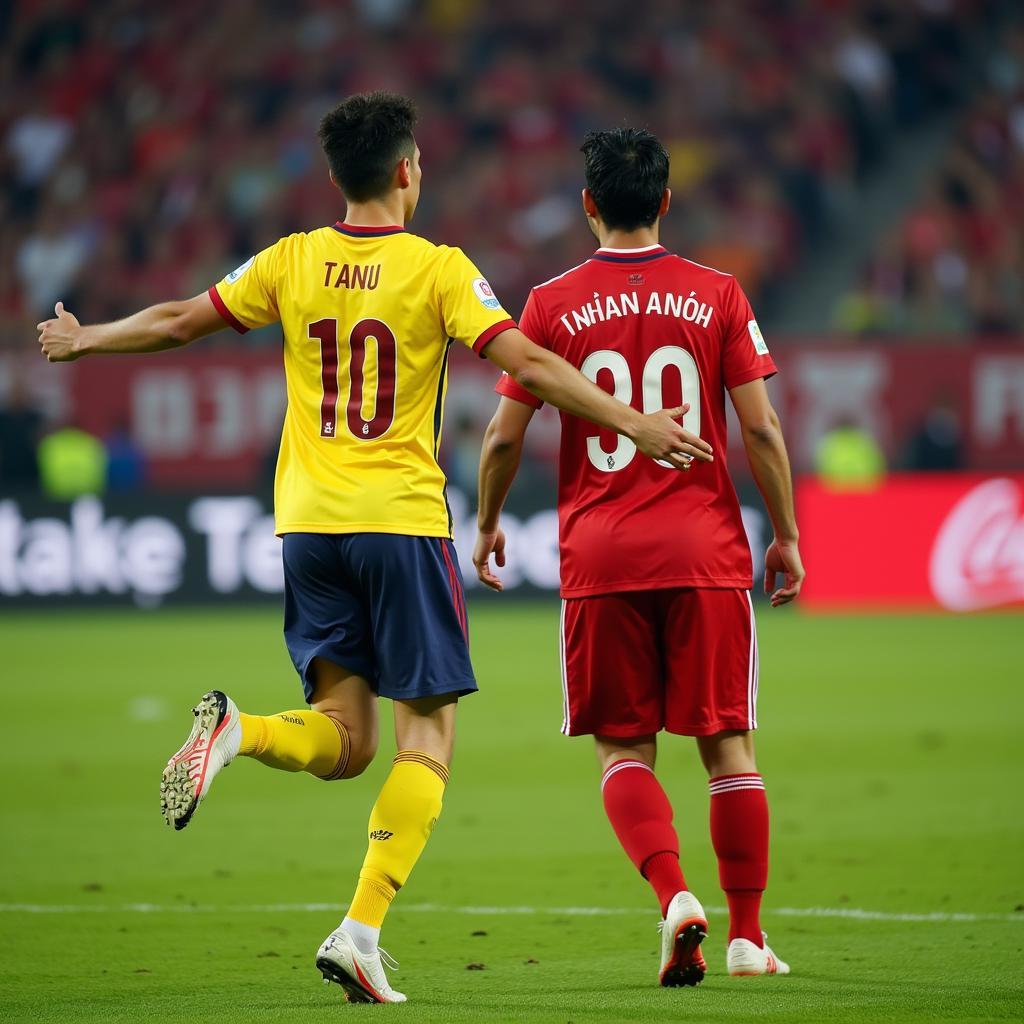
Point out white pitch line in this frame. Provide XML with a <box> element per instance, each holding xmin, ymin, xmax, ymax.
<box><xmin>0</xmin><ymin>902</ymin><xmax>1020</xmax><ymax>924</ymax></box>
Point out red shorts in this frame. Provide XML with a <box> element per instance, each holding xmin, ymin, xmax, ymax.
<box><xmin>559</xmin><ymin>588</ymin><xmax>758</xmax><ymax>737</ymax></box>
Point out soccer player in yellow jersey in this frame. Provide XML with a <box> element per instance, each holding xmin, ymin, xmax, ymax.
<box><xmin>37</xmin><ymin>92</ymin><xmax>710</xmax><ymax>1004</ymax></box>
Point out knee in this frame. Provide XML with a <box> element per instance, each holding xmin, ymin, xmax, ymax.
<box><xmin>320</xmin><ymin>711</ymin><xmax>378</xmax><ymax>781</ymax></box>
<box><xmin>339</xmin><ymin>745</ymin><xmax>375</xmax><ymax>779</ymax></box>
<box><xmin>698</xmin><ymin>729</ymin><xmax>756</xmax><ymax>777</ymax></box>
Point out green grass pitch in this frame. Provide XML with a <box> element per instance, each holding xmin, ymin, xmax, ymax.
<box><xmin>1</xmin><ymin>604</ymin><xmax>1021</xmax><ymax>1022</ymax></box>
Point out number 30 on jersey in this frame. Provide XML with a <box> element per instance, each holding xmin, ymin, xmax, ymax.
<box><xmin>581</xmin><ymin>346</ymin><xmax>701</xmax><ymax>472</ymax></box>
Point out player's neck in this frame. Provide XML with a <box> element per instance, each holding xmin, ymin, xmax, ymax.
<box><xmin>596</xmin><ymin>226</ymin><xmax>661</xmax><ymax>251</ymax></box>
<box><xmin>342</xmin><ymin>196</ymin><xmax>407</xmax><ymax>229</ymax></box>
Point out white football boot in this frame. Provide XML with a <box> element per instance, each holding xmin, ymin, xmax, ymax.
<box><xmin>160</xmin><ymin>690</ymin><xmax>241</xmax><ymax>831</ymax></box>
<box><xmin>316</xmin><ymin>927</ymin><xmax>407</xmax><ymax>1003</ymax></box>
<box><xmin>658</xmin><ymin>891</ymin><xmax>708</xmax><ymax>987</ymax></box>
<box><xmin>727</xmin><ymin>932</ymin><xmax>791</xmax><ymax>976</ymax></box>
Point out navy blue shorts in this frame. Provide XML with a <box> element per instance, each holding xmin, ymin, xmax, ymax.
<box><xmin>282</xmin><ymin>532</ymin><xmax>476</xmax><ymax>704</ymax></box>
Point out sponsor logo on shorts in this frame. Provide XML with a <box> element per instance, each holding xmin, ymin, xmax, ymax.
<box><xmin>473</xmin><ymin>277</ymin><xmax>501</xmax><ymax>310</ymax></box>
<box><xmin>369</xmin><ymin>829</ymin><xmax>394</xmax><ymax>841</ymax></box>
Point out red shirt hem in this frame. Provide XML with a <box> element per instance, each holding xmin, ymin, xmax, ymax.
<box><xmin>724</xmin><ymin>365</ymin><xmax>776</xmax><ymax>390</ymax></box>
<box><xmin>472</xmin><ymin>318</ymin><xmax>517</xmax><ymax>356</ymax></box>
<box><xmin>207</xmin><ymin>285</ymin><xmax>249</xmax><ymax>334</ymax></box>
<box><xmin>561</xmin><ymin>576</ymin><xmax>753</xmax><ymax>598</ymax></box>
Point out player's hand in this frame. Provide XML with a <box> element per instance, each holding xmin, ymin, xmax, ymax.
<box><xmin>629</xmin><ymin>403</ymin><xmax>713</xmax><ymax>470</ymax></box>
<box><xmin>764</xmin><ymin>537</ymin><xmax>804</xmax><ymax>606</ymax></box>
<box><xmin>37</xmin><ymin>301</ymin><xmax>83</xmax><ymax>362</ymax></box>
<box><xmin>473</xmin><ymin>527</ymin><xmax>507</xmax><ymax>593</ymax></box>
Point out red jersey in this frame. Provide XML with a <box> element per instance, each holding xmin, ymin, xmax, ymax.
<box><xmin>495</xmin><ymin>243</ymin><xmax>777</xmax><ymax>598</ymax></box>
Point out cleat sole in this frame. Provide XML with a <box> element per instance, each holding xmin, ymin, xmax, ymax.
<box><xmin>159</xmin><ymin>692</ymin><xmax>224</xmax><ymax>831</ymax></box>
<box><xmin>317</xmin><ymin>958</ymin><xmax>381</xmax><ymax>1004</ymax></box>
<box><xmin>660</xmin><ymin>921</ymin><xmax>707</xmax><ymax>988</ymax></box>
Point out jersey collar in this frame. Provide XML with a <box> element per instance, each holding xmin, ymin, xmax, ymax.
<box><xmin>590</xmin><ymin>244</ymin><xmax>669</xmax><ymax>264</ymax></box>
<box><xmin>333</xmin><ymin>222</ymin><xmax>406</xmax><ymax>237</ymax></box>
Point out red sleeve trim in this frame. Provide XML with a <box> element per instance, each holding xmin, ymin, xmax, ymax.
<box><xmin>495</xmin><ymin>373</ymin><xmax>544</xmax><ymax>409</ymax></box>
<box><xmin>471</xmin><ymin>317</ymin><xmax>517</xmax><ymax>357</ymax></box>
<box><xmin>724</xmin><ymin>363</ymin><xmax>778</xmax><ymax>390</ymax></box>
<box><xmin>207</xmin><ymin>285</ymin><xmax>250</xmax><ymax>334</ymax></box>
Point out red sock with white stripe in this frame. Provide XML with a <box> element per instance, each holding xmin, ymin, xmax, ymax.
<box><xmin>709</xmin><ymin>773</ymin><xmax>769</xmax><ymax>946</ymax></box>
<box><xmin>601</xmin><ymin>760</ymin><xmax>686</xmax><ymax>917</ymax></box>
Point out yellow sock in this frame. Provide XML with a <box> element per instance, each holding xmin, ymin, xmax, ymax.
<box><xmin>347</xmin><ymin>751</ymin><xmax>449</xmax><ymax>928</ymax></box>
<box><xmin>237</xmin><ymin>710</ymin><xmax>349</xmax><ymax>780</ymax></box>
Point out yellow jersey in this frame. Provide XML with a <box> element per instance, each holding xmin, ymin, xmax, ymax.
<box><xmin>208</xmin><ymin>222</ymin><xmax>515</xmax><ymax>537</ymax></box>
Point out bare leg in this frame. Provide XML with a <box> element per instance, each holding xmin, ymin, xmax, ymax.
<box><xmin>309</xmin><ymin>657</ymin><xmax>379</xmax><ymax>778</ymax></box>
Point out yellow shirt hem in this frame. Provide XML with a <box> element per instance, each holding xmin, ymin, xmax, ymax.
<box><xmin>276</xmin><ymin>521</ymin><xmax>453</xmax><ymax>539</ymax></box>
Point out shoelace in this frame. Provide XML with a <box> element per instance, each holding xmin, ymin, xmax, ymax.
<box><xmin>379</xmin><ymin>948</ymin><xmax>399</xmax><ymax>971</ymax></box>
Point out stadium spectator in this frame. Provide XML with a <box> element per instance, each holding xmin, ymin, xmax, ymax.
<box><xmin>0</xmin><ymin>0</ymin><xmax>991</xmax><ymax>353</ymax></box>
<box><xmin>0</xmin><ymin>378</ymin><xmax>42</xmax><ymax>493</ymax></box>
<box><xmin>904</xmin><ymin>398</ymin><xmax>963</xmax><ymax>471</ymax></box>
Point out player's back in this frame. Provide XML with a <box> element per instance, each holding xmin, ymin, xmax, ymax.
<box><xmin>502</xmin><ymin>243</ymin><xmax>776</xmax><ymax>597</ymax></box>
<box><xmin>210</xmin><ymin>223</ymin><xmax>514</xmax><ymax>538</ymax></box>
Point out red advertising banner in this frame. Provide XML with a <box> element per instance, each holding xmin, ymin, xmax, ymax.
<box><xmin>799</xmin><ymin>473</ymin><xmax>1024</xmax><ymax>611</ymax></box>
<box><xmin>5</xmin><ymin>342</ymin><xmax>1023</xmax><ymax>487</ymax></box>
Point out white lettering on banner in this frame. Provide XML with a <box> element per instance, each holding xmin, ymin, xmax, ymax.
<box><xmin>133</xmin><ymin>371</ymin><xmax>195</xmax><ymax>456</ymax></box>
<box><xmin>130</xmin><ymin>368</ymin><xmax>287</xmax><ymax>461</ymax></box>
<box><xmin>0</xmin><ymin>498</ymin><xmax>184</xmax><ymax>598</ymax></box>
<box><xmin>793</xmin><ymin>354</ymin><xmax>888</xmax><ymax>467</ymax></box>
<box><xmin>929</xmin><ymin>478</ymin><xmax>1024</xmax><ymax>611</ymax></box>
<box><xmin>206</xmin><ymin>370</ymin><xmax>246</xmax><ymax>456</ymax></box>
<box><xmin>188</xmin><ymin>498</ymin><xmax>283</xmax><ymax>593</ymax></box>
<box><xmin>122</xmin><ymin>518</ymin><xmax>185</xmax><ymax>597</ymax></box>
<box><xmin>973</xmin><ymin>357</ymin><xmax>1024</xmax><ymax>445</ymax></box>
<box><xmin>0</xmin><ymin>493</ymin><xmax>765</xmax><ymax>600</ymax></box>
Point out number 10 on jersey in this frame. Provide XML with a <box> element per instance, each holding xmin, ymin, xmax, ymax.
<box><xmin>309</xmin><ymin>318</ymin><xmax>397</xmax><ymax>441</ymax></box>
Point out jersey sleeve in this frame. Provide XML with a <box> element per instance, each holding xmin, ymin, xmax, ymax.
<box><xmin>207</xmin><ymin>241</ymin><xmax>284</xmax><ymax>333</ymax></box>
<box><xmin>494</xmin><ymin>288</ymin><xmax>547</xmax><ymax>408</ymax></box>
<box><xmin>721</xmin><ymin>276</ymin><xmax>778</xmax><ymax>389</ymax></box>
<box><xmin>436</xmin><ymin>247</ymin><xmax>516</xmax><ymax>356</ymax></box>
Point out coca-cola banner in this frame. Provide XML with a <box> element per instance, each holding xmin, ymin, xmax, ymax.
<box><xmin>3</xmin><ymin>343</ymin><xmax>1021</xmax><ymax>488</ymax></box>
<box><xmin>799</xmin><ymin>473</ymin><xmax>1024</xmax><ymax>612</ymax></box>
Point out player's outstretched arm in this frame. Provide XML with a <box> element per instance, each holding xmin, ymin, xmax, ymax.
<box><xmin>37</xmin><ymin>293</ymin><xmax>227</xmax><ymax>362</ymax></box>
<box><xmin>730</xmin><ymin>377</ymin><xmax>805</xmax><ymax>606</ymax></box>
<box><xmin>484</xmin><ymin>328</ymin><xmax>711</xmax><ymax>470</ymax></box>
<box><xmin>473</xmin><ymin>397</ymin><xmax>536</xmax><ymax>592</ymax></box>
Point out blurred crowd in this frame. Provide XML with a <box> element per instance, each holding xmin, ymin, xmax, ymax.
<box><xmin>0</xmin><ymin>0</ymin><xmax>1018</xmax><ymax>495</ymax></box>
<box><xmin>0</xmin><ymin>0</ymin><xmax>995</xmax><ymax>346</ymax></box>
<box><xmin>836</xmin><ymin>22</ymin><xmax>1024</xmax><ymax>337</ymax></box>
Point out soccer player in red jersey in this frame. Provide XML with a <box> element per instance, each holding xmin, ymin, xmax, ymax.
<box><xmin>473</xmin><ymin>128</ymin><xmax>805</xmax><ymax>985</ymax></box>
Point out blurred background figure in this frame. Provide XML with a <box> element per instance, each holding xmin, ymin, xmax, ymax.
<box><xmin>0</xmin><ymin>376</ymin><xmax>43</xmax><ymax>495</ymax></box>
<box><xmin>814</xmin><ymin>416</ymin><xmax>886</xmax><ymax>490</ymax></box>
<box><xmin>904</xmin><ymin>397</ymin><xmax>963</xmax><ymax>471</ymax></box>
<box><xmin>37</xmin><ymin>422</ymin><xmax>107</xmax><ymax>500</ymax></box>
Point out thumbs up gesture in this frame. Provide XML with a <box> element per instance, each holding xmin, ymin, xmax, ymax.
<box><xmin>37</xmin><ymin>301</ymin><xmax>83</xmax><ymax>362</ymax></box>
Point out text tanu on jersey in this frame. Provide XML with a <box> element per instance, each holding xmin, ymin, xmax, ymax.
<box><xmin>558</xmin><ymin>290</ymin><xmax>713</xmax><ymax>337</ymax></box>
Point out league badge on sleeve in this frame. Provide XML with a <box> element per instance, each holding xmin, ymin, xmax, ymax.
<box><xmin>473</xmin><ymin>277</ymin><xmax>501</xmax><ymax>310</ymax></box>
<box><xmin>225</xmin><ymin>256</ymin><xmax>255</xmax><ymax>284</ymax></box>
<box><xmin>747</xmin><ymin>319</ymin><xmax>769</xmax><ymax>355</ymax></box>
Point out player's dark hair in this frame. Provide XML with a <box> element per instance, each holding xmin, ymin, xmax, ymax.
<box><xmin>318</xmin><ymin>92</ymin><xmax>418</xmax><ymax>203</ymax></box>
<box><xmin>580</xmin><ymin>128</ymin><xmax>669</xmax><ymax>231</ymax></box>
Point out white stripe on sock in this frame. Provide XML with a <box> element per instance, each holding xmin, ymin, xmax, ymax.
<box><xmin>601</xmin><ymin>760</ymin><xmax>652</xmax><ymax>792</ymax></box>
